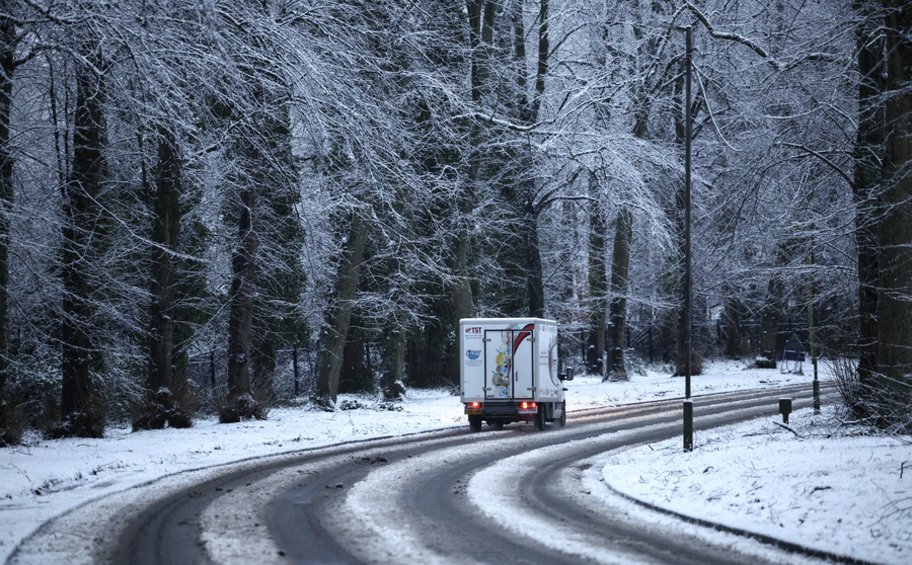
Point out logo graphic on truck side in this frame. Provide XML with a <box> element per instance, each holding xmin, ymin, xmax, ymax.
<box><xmin>512</xmin><ymin>323</ymin><xmax>535</xmax><ymax>356</ymax></box>
<box><xmin>465</xmin><ymin>326</ymin><xmax>482</xmax><ymax>334</ymax></box>
<box><xmin>466</xmin><ymin>349</ymin><xmax>481</xmax><ymax>360</ymax></box>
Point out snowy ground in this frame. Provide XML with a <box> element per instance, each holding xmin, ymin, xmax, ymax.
<box><xmin>599</xmin><ymin>404</ymin><xmax>911</xmax><ymax>564</ymax></box>
<box><xmin>0</xmin><ymin>359</ymin><xmax>908</xmax><ymax>564</ymax></box>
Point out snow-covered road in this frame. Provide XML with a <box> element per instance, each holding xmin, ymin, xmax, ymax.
<box><xmin>9</xmin><ymin>383</ymin><xmax>855</xmax><ymax>564</ymax></box>
<box><xmin>2</xmin><ymin>361</ymin><xmax>908</xmax><ymax>563</ymax></box>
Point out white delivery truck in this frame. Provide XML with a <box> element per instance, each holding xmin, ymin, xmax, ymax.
<box><xmin>459</xmin><ymin>317</ymin><xmax>573</xmax><ymax>432</ymax></box>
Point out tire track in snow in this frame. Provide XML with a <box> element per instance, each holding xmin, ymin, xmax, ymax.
<box><xmin>10</xmin><ymin>384</ymin><xmax>833</xmax><ymax>564</ymax></box>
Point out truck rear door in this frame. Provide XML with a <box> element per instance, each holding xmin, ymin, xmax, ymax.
<box><xmin>484</xmin><ymin>325</ymin><xmax>534</xmax><ymax>400</ymax></box>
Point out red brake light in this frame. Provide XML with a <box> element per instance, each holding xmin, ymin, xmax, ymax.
<box><xmin>470</xmin><ymin>401</ymin><xmax>481</xmax><ymax>408</ymax></box>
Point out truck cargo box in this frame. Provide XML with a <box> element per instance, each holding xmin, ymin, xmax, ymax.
<box><xmin>459</xmin><ymin>318</ymin><xmax>572</xmax><ymax>432</ymax></box>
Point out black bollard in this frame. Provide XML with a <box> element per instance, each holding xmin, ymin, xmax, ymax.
<box><xmin>813</xmin><ymin>380</ymin><xmax>820</xmax><ymax>415</ymax></box>
<box><xmin>683</xmin><ymin>400</ymin><xmax>693</xmax><ymax>452</ymax></box>
<box><xmin>779</xmin><ymin>397</ymin><xmax>793</xmax><ymax>424</ymax></box>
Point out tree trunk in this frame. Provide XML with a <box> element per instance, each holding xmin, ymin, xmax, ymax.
<box><xmin>452</xmin><ymin>0</ymin><xmax>489</xmax><ymax>327</ymax></box>
<box><xmin>315</xmin><ymin>211</ymin><xmax>369</xmax><ymax>406</ymax></box>
<box><xmin>873</xmin><ymin>0</ymin><xmax>912</xmax><ymax>422</ymax></box>
<box><xmin>757</xmin><ymin>275</ymin><xmax>783</xmax><ymax>368</ymax></box>
<box><xmin>54</xmin><ymin>57</ymin><xmax>106</xmax><ymax>438</ymax></box>
<box><xmin>586</xmin><ymin>173</ymin><xmax>607</xmax><ymax>377</ymax></box>
<box><xmin>510</xmin><ymin>0</ymin><xmax>548</xmax><ymax>318</ymax></box>
<box><xmin>606</xmin><ymin>206</ymin><xmax>632</xmax><ymax>381</ymax></box>
<box><xmin>292</xmin><ymin>346</ymin><xmax>300</xmax><ymax>397</ymax></box>
<box><xmin>339</xmin><ymin>331</ymin><xmax>372</xmax><ymax>394</ymax></box>
<box><xmin>252</xmin><ymin>338</ymin><xmax>276</xmax><ymax>404</ymax></box>
<box><xmin>251</xmin><ymin>85</ymin><xmax>304</xmax><ymax>401</ymax></box>
<box><xmin>221</xmin><ymin>182</ymin><xmax>261</xmax><ymax>422</ymax></box>
<box><xmin>664</xmin><ymin>77</ymin><xmax>689</xmax><ymax>374</ymax></box>
<box><xmin>721</xmin><ymin>295</ymin><xmax>748</xmax><ymax>358</ymax></box>
<box><xmin>669</xmin><ymin>64</ymin><xmax>703</xmax><ymax>376</ymax></box>
<box><xmin>134</xmin><ymin>127</ymin><xmax>191</xmax><ymax>430</ymax></box>
<box><xmin>149</xmin><ymin>128</ymin><xmax>180</xmax><ymax>396</ymax></box>
<box><xmin>382</xmin><ymin>327</ymin><xmax>406</xmax><ymax>401</ymax></box>
<box><xmin>407</xmin><ymin>296</ymin><xmax>456</xmax><ymax>388</ymax></box>
<box><xmin>852</xmin><ymin>0</ymin><xmax>885</xmax><ymax>391</ymax></box>
<box><xmin>525</xmin><ymin>202</ymin><xmax>545</xmax><ymax>318</ymax></box>
<box><xmin>0</xmin><ymin>16</ymin><xmax>15</xmax><ymax>444</ymax></box>
<box><xmin>451</xmin><ymin>229</ymin><xmax>475</xmax><ymax>323</ymax></box>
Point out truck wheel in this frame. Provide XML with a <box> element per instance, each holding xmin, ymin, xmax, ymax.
<box><xmin>534</xmin><ymin>406</ymin><xmax>546</xmax><ymax>431</ymax></box>
<box><xmin>559</xmin><ymin>401</ymin><xmax>567</xmax><ymax>428</ymax></box>
<box><xmin>469</xmin><ymin>415</ymin><xmax>482</xmax><ymax>432</ymax></box>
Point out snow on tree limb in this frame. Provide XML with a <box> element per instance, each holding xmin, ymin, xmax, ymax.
<box><xmin>684</xmin><ymin>1</ymin><xmax>783</xmax><ymax>71</ymax></box>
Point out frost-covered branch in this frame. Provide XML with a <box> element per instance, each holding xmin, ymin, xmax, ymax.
<box><xmin>684</xmin><ymin>1</ymin><xmax>783</xmax><ymax>71</ymax></box>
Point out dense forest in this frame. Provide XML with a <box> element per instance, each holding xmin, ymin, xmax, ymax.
<box><xmin>0</xmin><ymin>0</ymin><xmax>909</xmax><ymax>443</ymax></box>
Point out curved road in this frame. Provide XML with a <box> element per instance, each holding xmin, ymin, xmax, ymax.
<box><xmin>12</xmin><ymin>384</ymin><xmax>842</xmax><ymax>564</ymax></box>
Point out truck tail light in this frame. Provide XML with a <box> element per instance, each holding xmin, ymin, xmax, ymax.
<box><xmin>465</xmin><ymin>401</ymin><xmax>483</xmax><ymax>415</ymax></box>
<box><xmin>518</xmin><ymin>401</ymin><xmax>538</xmax><ymax>413</ymax></box>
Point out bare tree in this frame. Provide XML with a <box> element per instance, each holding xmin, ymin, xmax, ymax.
<box><xmin>314</xmin><ymin>210</ymin><xmax>368</xmax><ymax>406</ymax></box>
<box><xmin>586</xmin><ymin>172</ymin><xmax>608</xmax><ymax>376</ymax></box>
<box><xmin>850</xmin><ymin>0</ymin><xmax>912</xmax><ymax>428</ymax></box>
<box><xmin>52</xmin><ymin>45</ymin><xmax>108</xmax><ymax>438</ymax></box>
<box><xmin>0</xmin><ymin>8</ymin><xmax>20</xmax><ymax>444</ymax></box>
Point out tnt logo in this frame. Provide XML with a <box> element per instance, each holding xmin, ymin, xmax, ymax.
<box><xmin>465</xmin><ymin>326</ymin><xmax>482</xmax><ymax>334</ymax></box>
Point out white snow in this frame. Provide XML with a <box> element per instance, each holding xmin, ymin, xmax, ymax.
<box><xmin>465</xmin><ymin>426</ymin><xmax>822</xmax><ymax>564</ymax></box>
<box><xmin>600</xmin><ymin>404</ymin><xmax>912</xmax><ymax>564</ymax></box>
<box><xmin>0</xmin><ymin>360</ymin><xmax>908</xmax><ymax>564</ymax></box>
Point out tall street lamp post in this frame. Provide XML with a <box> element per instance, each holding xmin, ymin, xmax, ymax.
<box><xmin>683</xmin><ymin>25</ymin><xmax>694</xmax><ymax>453</ymax></box>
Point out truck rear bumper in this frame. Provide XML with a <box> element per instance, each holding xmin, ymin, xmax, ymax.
<box><xmin>464</xmin><ymin>401</ymin><xmax>540</xmax><ymax>420</ymax></box>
